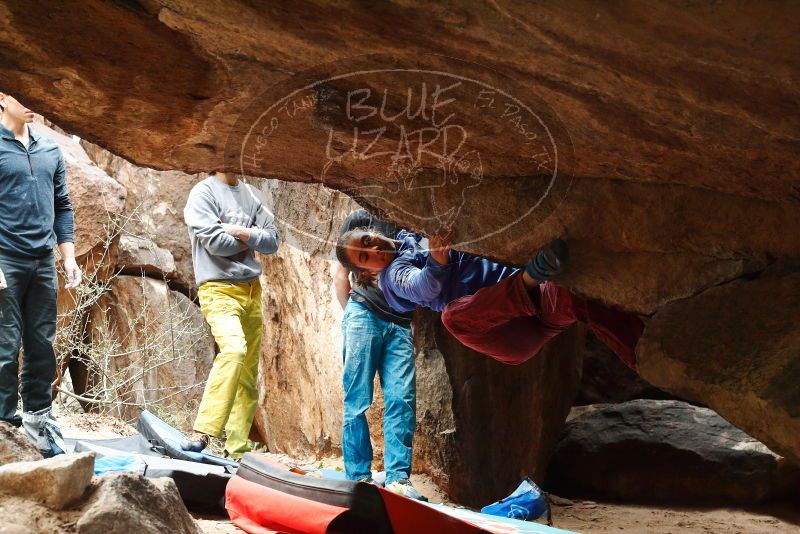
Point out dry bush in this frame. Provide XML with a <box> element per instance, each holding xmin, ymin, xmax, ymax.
<box><xmin>53</xmin><ymin>208</ymin><xmax>211</xmax><ymax>429</ymax></box>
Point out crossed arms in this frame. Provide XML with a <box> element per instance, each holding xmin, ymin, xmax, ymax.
<box><xmin>184</xmin><ymin>189</ymin><xmax>280</xmax><ymax>257</ymax></box>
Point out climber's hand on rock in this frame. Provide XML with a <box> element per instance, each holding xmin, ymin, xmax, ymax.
<box><xmin>429</xmin><ymin>229</ymin><xmax>453</xmax><ymax>265</ymax></box>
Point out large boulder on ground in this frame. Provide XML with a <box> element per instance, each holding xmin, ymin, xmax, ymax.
<box><xmin>3</xmin><ymin>3</ymin><xmax>800</xmax><ymax>502</ymax></box>
<box><xmin>76</xmin><ymin>474</ymin><xmax>200</xmax><ymax>534</ymax></box>
<box><xmin>86</xmin><ymin>276</ymin><xmax>215</xmax><ymax>421</ymax></box>
<box><xmin>252</xmin><ymin>179</ymin><xmax>354</xmax><ymax>454</ymax></box>
<box><xmin>28</xmin><ymin>121</ymin><xmax>127</xmax><ymax>371</ymax></box>
<box><xmin>0</xmin><ymin>423</ymin><xmax>42</xmax><ymax>465</ymax></box>
<box><xmin>0</xmin><ymin>452</ymin><xmax>94</xmax><ymax>510</ymax></box>
<box><xmin>0</xmin><ymin>467</ymin><xmax>200</xmax><ymax>534</ymax></box>
<box><xmin>637</xmin><ymin>269</ymin><xmax>800</xmax><ymax>466</ymax></box>
<box><xmin>547</xmin><ymin>400</ymin><xmax>799</xmax><ymax>504</ymax></box>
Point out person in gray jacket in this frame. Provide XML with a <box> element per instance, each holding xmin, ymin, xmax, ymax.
<box><xmin>0</xmin><ymin>92</ymin><xmax>81</xmax><ymax>456</ymax></box>
<box><xmin>182</xmin><ymin>171</ymin><xmax>279</xmax><ymax>458</ymax></box>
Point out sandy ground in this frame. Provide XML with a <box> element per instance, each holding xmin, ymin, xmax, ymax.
<box><xmin>58</xmin><ymin>410</ymin><xmax>138</xmax><ymax>440</ymax></box>
<box><xmin>193</xmin><ymin>516</ymin><xmax>242</xmax><ymax>534</ymax></box>
<box><xmin>193</xmin><ymin>497</ymin><xmax>800</xmax><ymax>534</ymax></box>
<box><xmin>548</xmin><ymin>496</ymin><xmax>800</xmax><ymax>533</ymax></box>
<box><xmin>55</xmin><ymin>409</ymin><xmax>799</xmax><ymax>534</ymax></box>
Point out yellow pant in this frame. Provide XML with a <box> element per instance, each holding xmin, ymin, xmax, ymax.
<box><xmin>194</xmin><ymin>279</ymin><xmax>262</xmax><ymax>458</ymax></box>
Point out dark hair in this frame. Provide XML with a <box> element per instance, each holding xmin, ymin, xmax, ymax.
<box><xmin>336</xmin><ymin>226</ymin><xmax>388</xmax><ymax>287</ymax></box>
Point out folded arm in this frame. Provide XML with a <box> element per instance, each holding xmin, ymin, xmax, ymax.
<box><xmin>184</xmin><ymin>190</ymin><xmax>247</xmax><ymax>256</ymax></box>
<box><xmin>243</xmin><ymin>204</ymin><xmax>280</xmax><ymax>255</ymax></box>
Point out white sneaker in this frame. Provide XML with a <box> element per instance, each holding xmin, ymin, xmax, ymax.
<box><xmin>385</xmin><ymin>478</ymin><xmax>427</xmax><ymax>501</ymax></box>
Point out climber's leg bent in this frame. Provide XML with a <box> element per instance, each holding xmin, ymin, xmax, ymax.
<box><xmin>442</xmin><ymin>274</ymin><xmax>576</xmax><ymax>364</ymax></box>
<box><xmin>574</xmin><ymin>296</ymin><xmax>644</xmax><ymax>370</ymax></box>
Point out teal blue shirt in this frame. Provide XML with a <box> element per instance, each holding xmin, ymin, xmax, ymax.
<box><xmin>0</xmin><ymin>124</ymin><xmax>74</xmax><ymax>258</ymax></box>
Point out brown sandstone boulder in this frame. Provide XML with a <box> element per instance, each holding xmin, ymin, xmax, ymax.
<box><xmin>2</xmin><ymin>2</ymin><xmax>799</xmax><ymax>483</ymax></box>
<box><xmin>26</xmin><ymin>122</ymin><xmax>127</xmax><ymax>364</ymax></box>
<box><xmin>87</xmin><ymin>276</ymin><xmax>215</xmax><ymax>422</ymax></box>
<box><xmin>637</xmin><ymin>269</ymin><xmax>800</xmax><ymax>466</ymax></box>
<box><xmin>76</xmin><ymin>473</ymin><xmax>200</xmax><ymax>534</ymax></box>
<box><xmin>547</xmin><ymin>400</ymin><xmax>799</xmax><ymax>504</ymax></box>
<box><xmin>574</xmin><ymin>332</ymin><xmax>671</xmax><ymax>406</ymax></box>
<box><xmin>253</xmin><ymin>179</ymin><xmax>356</xmax><ymax>455</ymax></box>
<box><xmin>81</xmin><ymin>142</ymin><xmax>202</xmax><ymax>291</ymax></box>
<box><xmin>116</xmin><ymin>235</ymin><xmax>177</xmax><ymax>279</ymax></box>
<box><xmin>0</xmin><ymin>2</ymin><xmax>795</xmax><ymax>298</ymax></box>
<box><xmin>0</xmin><ymin>452</ymin><xmax>94</xmax><ymax>510</ymax></box>
<box><xmin>0</xmin><ymin>423</ymin><xmax>42</xmax><ymax>465</ymax></box>
<box><xmin>0</xmin><ymin>467</ymin><xmax>200</xmax><ymax>534</ymax></box>
<box><xmin>413</xmin><ymin>310</ymin><xmax>584</xmax><ymax>507</ymax></box>
<box><xmin>29</xmin><ymin>121</ymin><xmax>127</xmax><ymax>262</ymax></box>
<box><xmin>0</xmin><ymin>496</ymin><xmax>76</xmax><ymax>533</ymax></box>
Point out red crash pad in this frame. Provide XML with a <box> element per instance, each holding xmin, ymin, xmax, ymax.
<box><xmin>226</xmin><ymin>453</ymin><xmax>575</xmax><ymax>534</ymax></box>
<box><xmin>226</xmin><ymin>475</ymin><xmax>348</xmax><ymax>534</ymax></box>
<box><xmin>378</xmin><ymin>487</ymin><xmax>482</xmax><ymax>534</ymax></box>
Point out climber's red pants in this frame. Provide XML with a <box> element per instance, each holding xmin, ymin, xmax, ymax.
<box><xmin>441</xmin><ymin>274</ymin><xmax>644</xmax><ymax>369</ymax></box>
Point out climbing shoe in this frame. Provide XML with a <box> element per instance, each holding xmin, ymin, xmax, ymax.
<box><xmin>21</xmin><ymin>407</ymin><xmax>66</xmax><ymax>458</ymax></box>
<box><xmin>525</xmin><ymin>239</ymin><xmax>568</xmax><ymax>281</ymax></box>
<box><xmin>385</xmin><ymin>478</ymin><xmax>428</xmax><ymax>501</ymax></box>
<box><xmin>180</xmin><ymin>432</ymin><xmax>210</xmax><ymax>453</ymax></box>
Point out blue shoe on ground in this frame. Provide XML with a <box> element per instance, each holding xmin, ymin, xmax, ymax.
<box><xmin>180</xmin><ymin>432</ymin><xmax>209</xmax><ymax>453</ymax></box>
<box><xmin>525</xmin><ymin>239</ymin><xmax>568</xmax><ymax>281</ymax></box>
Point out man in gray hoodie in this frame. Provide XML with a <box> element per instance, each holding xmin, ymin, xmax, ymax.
<box><xmin>182</xmin><ymin>171</ymin><xmax>279</xmax><ymax>458</ymax></box>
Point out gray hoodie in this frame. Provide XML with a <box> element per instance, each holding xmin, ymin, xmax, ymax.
<box><xmin>184</xmin><ymin>176</ymin><xmax>280</xmax><ymax>285</ymax></box>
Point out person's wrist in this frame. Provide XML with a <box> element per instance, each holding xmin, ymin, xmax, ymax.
<box><xmin>427</xmin><ymin>253</ymin><xmax>449</xmax><ymax>268</ymax></box>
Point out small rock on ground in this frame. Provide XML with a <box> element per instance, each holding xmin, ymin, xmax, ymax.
<box><xmin>0</xmin><ymin>452</ymin><xmax>94</xmax><ymax>510</ymax></box>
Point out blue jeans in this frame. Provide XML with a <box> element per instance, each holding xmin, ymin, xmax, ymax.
<box><xmin>341</xmin><ymin>299</ymin><xmax>415</xmax><ymax>484</ymax></box>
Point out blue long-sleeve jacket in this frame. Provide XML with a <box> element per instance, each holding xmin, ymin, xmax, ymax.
<box><xmin>0</xmin><ymin>124</ymin><xmax>74</xmax><ymax>258</ymax></box>
<box><xmin>380</xmin><ymin>231</ymin><xmax>518</xmax><ymax>312</ymax></box>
